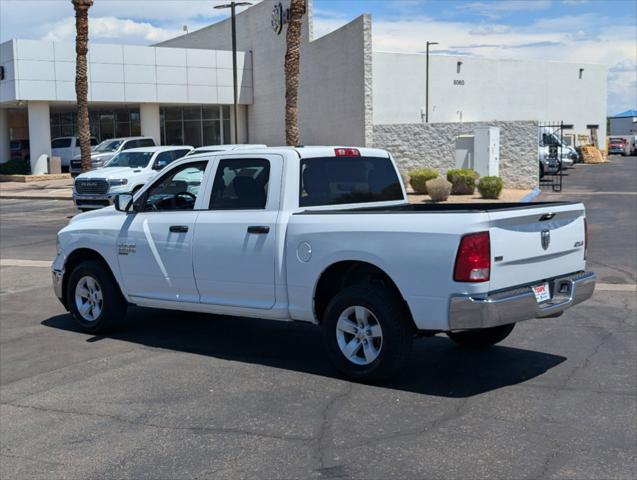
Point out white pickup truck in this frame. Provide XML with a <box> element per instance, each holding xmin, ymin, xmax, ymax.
<box><xmin>53</xmin><ymin>146</ymin><xmax>595</xmax><ymax>381</ymax></box>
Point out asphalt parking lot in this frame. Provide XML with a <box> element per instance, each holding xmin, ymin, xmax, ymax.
<box><xmin>1</xmin><ymin>157</ymin><xmax>636</xmax><ymax>479</ymax></box>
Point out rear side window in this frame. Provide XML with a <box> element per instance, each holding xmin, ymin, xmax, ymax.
<box><xmin>209</xmin><ymin>158</ymin><xmax>270</xmax><ymax>210</ymax></box>
<box><xmin>52</xmin><ymin>138</ymin><xmax>72</xmax><ymax>148</ymax></box>
<box><xmin>299</xmin><ymin>156</ymin><xmax>403</xmax><ymax>207</ymax></box>
<box><xmin>138</xmin><ymin>138</ymin><xmax>155</xmax><ymax>147</ymax></box>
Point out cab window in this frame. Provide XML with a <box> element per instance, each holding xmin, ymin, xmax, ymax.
<box><xmin>209</xmin><ymin>159</ymin><xmax>270</xmax><ymax>210</ymax></box>
<box><xmin>143</xmin><ymin>162</ymin><xmax>207</xmax><ymax>212</ymax></box>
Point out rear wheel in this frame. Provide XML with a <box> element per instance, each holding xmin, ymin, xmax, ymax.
<box><xmin>322</xmin><ymin>285</ymin><xmax>413</xmax><ymax>382</ymax></box>
<box><xmin>447</xmin><ymin>323</ymin><xmax>515</xmax><ymax>349</ymax></box>
<box><xmin>66</xmin><ymin>260</ymin><xmax>127</xmax><ymax>333</ymax></box>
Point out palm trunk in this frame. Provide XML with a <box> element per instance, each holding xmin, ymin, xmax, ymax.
<box><xmin>284</xmin><ymin>0</ymin><xmax>305</xmax><ymax>146</ymax></box>
<box><xmin>72</xmin><ymin>0</ymin><xmax>93</xmax><ymax>172</ymax></box>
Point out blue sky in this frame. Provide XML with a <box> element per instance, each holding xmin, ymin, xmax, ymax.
<box><xmin>1</xmin><ymin>0</ymin><xmax>635</xmax><ymax>113</ymax></box>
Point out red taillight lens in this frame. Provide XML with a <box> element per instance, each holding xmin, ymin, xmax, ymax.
<box><xmin>454</xmin><ymin>232</ymin><xmax>491</xmax><ymax>282</ymax></box>
<box><xmin>334</xmin><ymin>147</ymin><xmax>360</xmax><ymax>157</ymax></box>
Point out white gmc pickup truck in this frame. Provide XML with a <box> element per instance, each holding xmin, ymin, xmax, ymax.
<box><xmin>52</xmin><ymin>146</ymin><xmax>595</xmax><ymax>381</ymax></box>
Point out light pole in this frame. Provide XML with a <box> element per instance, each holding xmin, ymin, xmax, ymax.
<box><xmin>425</xmin><ymin>41</ymin><xmax>438</xmax><ymax>123</ymax></box>
<box><xmin>214</xmin><ymin>1</ymin><xmax>251</xmax><ymax>144</ymax></box>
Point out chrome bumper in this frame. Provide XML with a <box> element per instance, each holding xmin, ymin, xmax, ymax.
<box><xmin>448</xmin><ymin>271</ymin><xmax>596</xmax><ymax>330</ymax></box>
<box><xmin>73</xmin><ymin>193</ymin><xmax>114</xmax><ymax>209</ymax></box>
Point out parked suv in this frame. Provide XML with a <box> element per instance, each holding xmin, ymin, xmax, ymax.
<box><xmin>70</xmin><ymin>137</ymin><xmax>156</xmax><ymax>177</ymax></box>
<box><xmin>73</xmin><ymin>145</ymin><xmax>193</xmax><ymax>210</ymax></box>
<box><xmin>51</xmin><ymin>136</ymin><xmax>99</xmax><ymax>169</ymax></box>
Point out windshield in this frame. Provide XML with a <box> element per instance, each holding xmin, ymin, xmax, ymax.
<box><xmin>106</xmin><ymin>151</ymin><xmax>154</xmax><ymax>168</ymax></box>
<box><xmin>94</xmin><ymin>139</ymin><xmax>123</xmax><ymax>153</ymax></box>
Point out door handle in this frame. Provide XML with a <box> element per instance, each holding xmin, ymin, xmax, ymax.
<box><xmin>169</xmin><ymin>225</ymin><xmax>189</xmax><ymax>233</ymax></box>
<box><xmin>247</xmin><ymin>226</ymin><xmax>270</xmax><ymax>234</ymax></box>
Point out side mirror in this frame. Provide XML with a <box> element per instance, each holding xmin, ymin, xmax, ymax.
<box><xmin>153</xmin><ymin>160</ymin><xmax>167</xmax><ymax>170</ymax></box>
<box><xmin>114</xmin><ymin>193</ymin><xmax>133</xmax><ymax>212</ymax></box>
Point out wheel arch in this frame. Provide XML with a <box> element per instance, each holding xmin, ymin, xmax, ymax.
<box><xmin>62</xmin><ymin>248</ymin><xmax>126</xmax><ymax>308</ymax></box>
<box><xmin>312</xmin><ymin>260</ymin><xmax>416</xmax><ymax>331</ymax></box>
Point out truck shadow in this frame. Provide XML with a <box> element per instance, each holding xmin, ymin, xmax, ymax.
<box><xmin>42</xmin><ymin>307</ymin><xmax>566</xmax><ymax>398</ymax></box>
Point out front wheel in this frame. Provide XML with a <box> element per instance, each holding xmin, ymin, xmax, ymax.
<box><xmin>66</xmin><ymin>260</ymin><xmax>127</xmax><ymax>333</ymax></box>
<box><xmin>446</xmin><ymin>323</ymin><xmax>515</xmax><ymax>349</ymax></box>
<box><xmin>322</xmin><ymin>285</ymin><xmax>414</xmax><ymax>382</ymax></box>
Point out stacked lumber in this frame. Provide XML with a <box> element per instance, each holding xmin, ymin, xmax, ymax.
<box><xmin>581</xmin><ymin>146</ymin><xmax>608</xmax><ymax>164</ymax></box>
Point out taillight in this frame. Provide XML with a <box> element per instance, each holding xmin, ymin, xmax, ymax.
<box><xmin>584</xmin><ymin>218</ymin><xmax>588</xmax><ymax>260</ymax></box>
<box><xmin>454</xmin><ymin>232</ymin><xmax>491</xmax><ymax>282</ymax></box>
<box><xmin>334</xmin><ymin>147</ymin><xmax>360</xmax><ymax>157</ymax></box>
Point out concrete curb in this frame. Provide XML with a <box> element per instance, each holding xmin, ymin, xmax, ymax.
<box><xmin>521</xmin><ymin>187</ymin><xmax>541</xmax><ymax>203</ymax></box>
<box><xmin>0</xmin><ymin>194</ymin><xmax>73</xmax><ymax>201</ymax></box>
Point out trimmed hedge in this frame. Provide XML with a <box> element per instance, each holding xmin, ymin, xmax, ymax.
<box><xmin>447</xmin><ymin>168</ymin><xmax>479</xmax><ymax>195</ymax></box>
<box><xmin>408</xmin><ymin>168</ymin><xmax>439</xmax><ymax>194</ymax></box>
<box><xmin>426</xmin><ymin>177</ymin><xmax>452</xmax><ymax>202</ymax></box>
<box><xmin>478</xmin><ymin>176</ymin><xmax>504</xmax><ymax>199</ymax></box>
<box><xmin>0</xmin><ymin>159</ymin><xmax>30</xmax><ymax>175</ymax></box>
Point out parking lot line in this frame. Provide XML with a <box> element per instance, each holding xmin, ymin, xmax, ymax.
<box><xmin>0</xmin><ymin>259</ymin><xmax>52</xmax><ymax>268</ymax></box>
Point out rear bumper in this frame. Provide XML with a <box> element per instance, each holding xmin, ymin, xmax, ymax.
<box><xmin>448</xmin><ymin>271</ymin><xmax>596</xmax><ymax>330</ymax></box>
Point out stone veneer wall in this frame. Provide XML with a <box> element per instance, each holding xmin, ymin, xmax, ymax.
<box><xmin>373</xmin><ymin>121</ymin><xmax>539</xmax><ymax>188</ymax></box>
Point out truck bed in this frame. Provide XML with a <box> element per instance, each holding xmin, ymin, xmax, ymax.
<box><xmin>295</xmin><ymin>201</ymin><xmax>574</xmax><ymax>215</ymax></box>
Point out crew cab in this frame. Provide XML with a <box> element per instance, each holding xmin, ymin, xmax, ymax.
<box><xmin>53</xmin><ymin>146</ymin><xmax>595</xmax><ymax>381</ymax></box>
<box><xmin>73</xmin><ymin>146</ymin><xmax>193</xmax><ymax>210</ymax></box>
<box><xmin>51</xmin><ymin>136</ymin><xmax>99</xmax><ymax>168</ymax></box>
<box><xmin>70</xmin><ymin>136</ymin><xmax>156</xmax><ymax>177</ymax></box>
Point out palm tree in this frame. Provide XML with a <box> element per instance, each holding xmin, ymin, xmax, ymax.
<box><xmin>72</xmin><ymin>0</ymin><xmax>93</xmax><ymax>172</ymax></box>
<box><xmin>284</xmin><ymin>0</ymin><xmax>305</xmax><ymax>146</ymax></box>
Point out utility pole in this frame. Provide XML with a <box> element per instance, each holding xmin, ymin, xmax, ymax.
<box><xmin>425</xmin><ymin>41</ymin><xmax>438</xmax><ymax>124</ymax></box>
<box><xmin>214</xmin><ymin>2</ymin><xmax>251</xmax><ymax>143</ymax></box>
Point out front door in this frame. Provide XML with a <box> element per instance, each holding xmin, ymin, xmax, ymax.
<box><xmin>117</xmin><ymin>160</ymin><xmax>210</xmax><ymax>303</ymax></box>
<box><xmin>193</xmin><ymin>155</ymin><xmax>282</xmax><ymax>309</ymax></box>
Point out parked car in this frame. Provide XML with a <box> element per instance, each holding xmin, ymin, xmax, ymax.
<box><xmin>72</xmin><ymin>145</ymin><xmax>193</xmax><ymax>211</ymax></box>
<box><xmin>9</xmin><ymin>139</ymin><xmax>29</xmax><ymax>162</ymax></box>
<box><xmin>185</xmin><ymin>144</ymin><xmax>268</xmax><ymax>156</ymax></box>
<box><xmin>51</xmin><ymin>136</ymin><xmax>99</xmax><ymax>169</ymax></box>
<box><xmin>70</xmin><ymin>137</ymin><xmax>156</xmax><ymax>177</ymax></box>
<box><xmin>53</xmin><ymin>146</ymin><xmax>595</xmax><ymax>381</ymax></box>
<box><xmin>608</xmin><ymin>137</ymin><xmax>628</xmax><ymax>155</ymax></box>
<box><xmin>539</xmin><ymin>128</ymin><xmax>575</xmax><ymax>177</ymax></box>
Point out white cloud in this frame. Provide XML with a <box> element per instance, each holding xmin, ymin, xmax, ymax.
<box><xmin>462</xmin><ymin>0</ymin><xmax>552</xmax><ymax>19</ymax></box>
<box><xmin>469</xmin><ymin>24</ymin><xmax>511</xmax><ymax>35</ymax></box>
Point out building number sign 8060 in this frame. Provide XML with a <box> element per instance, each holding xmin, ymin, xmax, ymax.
<box><xmin>453</xmin><ymin>79</ymin><xmax>465</xmax><ymax>86</ymax></box>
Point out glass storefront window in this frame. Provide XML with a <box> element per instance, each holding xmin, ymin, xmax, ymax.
<box><xmin>49</xmin><ymin>108</ymin><xmax>140</xmax><ymax>142</ymax></box>
<box><xmin>160</xmin><ymin>105</ymin><xmax>227</xmax><ymax>148</ymax></box>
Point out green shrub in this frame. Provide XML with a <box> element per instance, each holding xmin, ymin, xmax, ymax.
<box><xmin>477</xmin><ymin>176</ymin><xmax>504</xmax><ymax>199</ymax></box>
<box><xmin>426</xmin><ymin>177</ymin><xmax>452</xmax><ymax>202</ymax></box>
<box><xmin>408</xmin><ymin>168</ymin><xmax>439</xmax><ymax>194</ymax></box>
<box><xmin>446</xmin><ymin>168</ymin><xmax>479</xmax><ymax>195</ymax></box>
<box><xmin>0</xmin><ymin>159</ymin><xmax>30</xmax><ymax>175</ymax></box>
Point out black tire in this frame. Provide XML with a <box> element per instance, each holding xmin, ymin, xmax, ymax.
<box><xmin>66</xmin><ymin>260</ymin><xmax>127</xmax><ymax>333</ymax></box>
<box><xmin>539</xmin><ymin>163</ymin><xmax>544</xmax><ymax>179</ymax></box>
<box><xmin>447</xmin><ymin>323</ymin><xmax>515</xmax><ymax>349</ymax></box>
<box><xmin>321</xmin><ymin>285</ymin><xmax>414</xmax><ymax>382</ymax></box>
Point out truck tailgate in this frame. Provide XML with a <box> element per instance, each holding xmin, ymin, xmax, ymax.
<box><xmin>489</xmin><ymin>203</ymin><xmax>586</xmax><ymax>291</ymax></box>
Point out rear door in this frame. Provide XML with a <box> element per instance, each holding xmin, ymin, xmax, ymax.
<box><xmin>192</xmin><ymin>154</ymin><xmax>282</xmax><ymax>309</ymax></box>
<box><xmin>488</xmin><ymin>203</ymin><xmax>587</xmax><ymax>290</ymax></box>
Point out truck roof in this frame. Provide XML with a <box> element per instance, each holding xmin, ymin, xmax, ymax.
<box><xmin>122</xmin><ymin>145</ymin><xmax>194</xmax><ymax>153</ymax></box>
<box><xmin>204</xmin><ymin>146</ymin><xmax>390</xmax><ymax>158</ymax></box>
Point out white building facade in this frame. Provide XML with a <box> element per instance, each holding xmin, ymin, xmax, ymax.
<box><xmin>0</xmin><ymin>0</ymin><xmax>607</xmax><ymax>168</ymax></box>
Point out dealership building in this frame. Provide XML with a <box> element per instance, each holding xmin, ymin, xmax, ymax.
<box><xmin>0</xmin><ymin>0</ymin><xmax>607</xmax><ymax>185</ymax></box>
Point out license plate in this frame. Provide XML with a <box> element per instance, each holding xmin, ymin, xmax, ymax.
<box><xmin>532</xmin><ymin>282</ymin><xmax>551</xmax><ymax>303</ymax></box>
